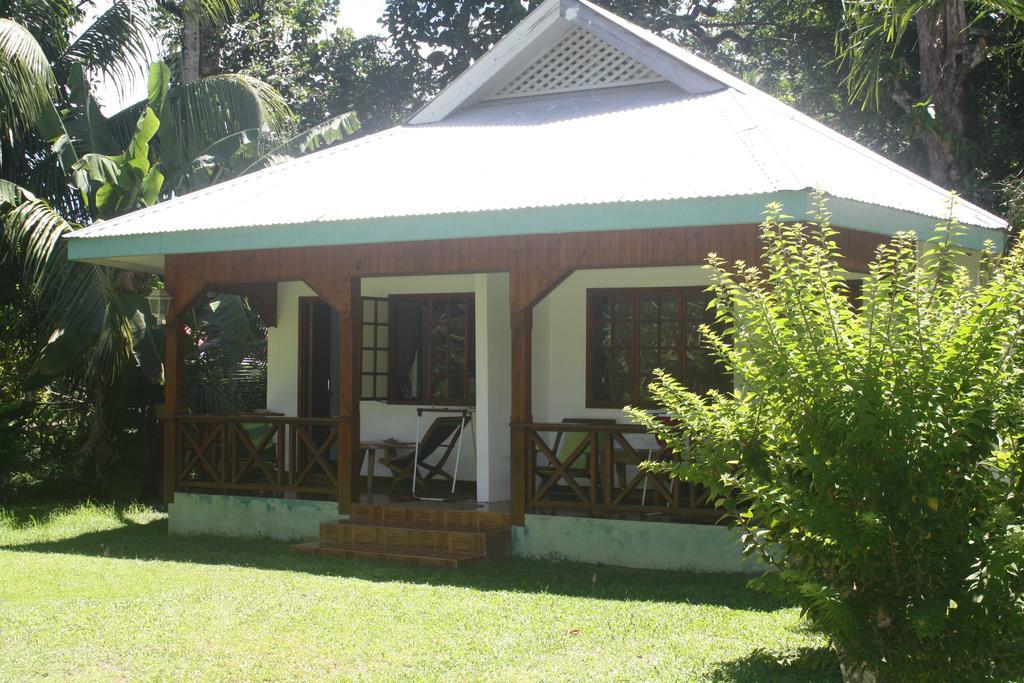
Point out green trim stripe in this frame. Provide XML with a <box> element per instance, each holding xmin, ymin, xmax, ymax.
<box><xmin>68</xmin><ymin>191</ymin><xmax>1004</xmax><ymax>264</ymax></box>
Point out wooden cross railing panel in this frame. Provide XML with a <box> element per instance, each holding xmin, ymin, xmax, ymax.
<box><xmin>168</xmin><ymin>415</ymin><xmax>346</xmax><ymax>498</ymax></box>
<box><xmin>517</xmin><ymin>421</ymin><xmax>719</xmax><ymax>523</ymax></box>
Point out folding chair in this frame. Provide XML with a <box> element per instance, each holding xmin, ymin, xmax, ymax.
<box><xmin>378</xmin><ymin>408</ymin><xmax>472</xmax><ymax>501</ymax></box>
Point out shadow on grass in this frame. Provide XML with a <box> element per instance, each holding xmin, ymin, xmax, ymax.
<box><xmin>0</xmin><ymin>509</ymin><xmax>796</xmax><ymax>612</ymax></box>
<box><xmin>708</xmin><ymin>647</ymin><xmax>840</xmax><ymax>682</ymax></box>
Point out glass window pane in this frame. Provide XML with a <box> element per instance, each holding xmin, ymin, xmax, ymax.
<box><xmin>431</xmin><ymin>345</ymin><xmax>447</xmax><ymax>370</ymax></box>
<box><xmin>361</xmin><ymin>375</ymin><xmax>374</xmax><ymax>397</ymax></box>
<box><xmin>639</xmin><ymin>350</ymin><xmax>659</xmax><ymax>374</ymax></box>
<box><xmin>612</xmin><ymin>322</ymin><xmax>632</xmax><ymax>348</ymax></box>
<box><xmin>393</xmin><ymin>348</ymin><xmax>421</xmax><ymax>401</ymax></box>
<box><xmin>686</xmin><ymin>320</ymin><xmax>703</xmax><ymax>348</ymax></box>
<box><xmin>376</xmin><ymin>325</ymin><xmax>389</xmax><ymax>348</ymax></box>
<box><xmin>612</xmin><ymin>295</ymin><xmax>633</xmax><ymax>320</ymax></box>
<box><xmin>431</xmin><ymin>376</ymin><xmax>447</xmax><ymax>400</ymax></box>
<box><xmin>591</xmin><ymin>321</ymin><xmax>612</xmax><ymax>349</ymax></box>
<box><xmin>362</xmin><ymin>350</ymin><xmax>374</xmax><ymax>369</ymax></box>
<box><xmin>363</xmin><ymin>299</ymin><xmax>376</xmax><ymax>321</ymax></box>
<box><xmin>376</xmin><ymin>376</ymin><xmax>388</xmax><ymax>398</ymax></box>
<box><xmin>660</xmin><ymin>321</ymin><xmax>680</xmax><ymax>347</ymax></box>
<box><xmin>660</xmin><ymin>297</ymin><xmax>679</xmax><ymax>320</ymax></box>
<box><xmin>613</xmin><ymin>350</ymin><xmax>631</xmax><ymax>376</ymax></box>
<box><xmin>611</xmin><ymin>378</ymin><xmax>632</xmax><ymax>403</ymax></box>
<box><xmin>687</xmin><ymin>348</ymin><xmax>707</xmax><ymax>375</ymax></box>
<box><xmin>686</xmin><ymin>297</ymin><xmax>710</xmax><ymax>320</ymax></box>
<box><xmin>452</xmin><ymin>300</ymin><xmax>467</xmax><ymax>320</ymax></box>
<box><xmin>362</xmin><ymin>325</ymin><xmax>374</xmax><ymax>347</ymax></box>
<box><xmin>376</xmin><ymin>351</ymin><xmax>388</xmax><ymax>373</ymax></box>
<box><xmin>592</xmin><ymin>376</ymin><xmax>611</xmax><ymax>401</ymax></box>
<box><xmin>448</xmin><ymin>354</ymin><xmax>465</xmax><ymax>376</ymax></box>
<box><xmin>448</xmin><ymin>376</ymin><xmax>465</xmax><ymax>401</ymax></box>
<box><xmin>432</xmin><ymin>320</ymin><xmax>448</xmax><ymax>348</ymax></box>
<box><xmin>640</xmin><ymin>374</ymin><xmax>657</xmax><ymax>400</ymax></box>
<box><xmin>591</xmin><ymin>295</ymin><xmax>610</xmax><ymax>321</ymax></box>
<box><xmin>640</xmin><ymin>296</ymin><xmax>659</xmax><ymax>320</ymax></box>
<box><xmin>638</xmin><ymin>322</ymin><xmax>658</xmax><ymax>348</ymax></box>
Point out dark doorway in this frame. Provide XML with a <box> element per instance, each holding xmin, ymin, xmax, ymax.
<box><xmin>298</xmin><ymin>298</ymin><xmax>339</xmax><ymax>441</ymax></box>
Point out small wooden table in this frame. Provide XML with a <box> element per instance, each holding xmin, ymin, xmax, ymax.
<box><xmin>359</xmin><ymin>440</ymin><xmax>416</xmax><ymax>497</ymax></box>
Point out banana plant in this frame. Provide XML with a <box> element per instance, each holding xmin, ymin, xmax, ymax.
<box><xmin>73</xmin><ymin>107</ymin><xmax>164</xmax><ymax>220</ymax></box>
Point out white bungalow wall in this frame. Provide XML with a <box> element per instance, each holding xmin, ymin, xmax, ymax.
<box><xmin>266</xmin><ymin>280</ymin><xmax>314</xmax><ymax>419</ymax></box>
<box><xmin>531</xmin><ymin>265</ymin><xmax>711</xmax><ymax>424</ymax></box>
<box><xmin>265</xmin><ymin>274</ymin><xmax>512</xmax><ymax>501</ymax></box>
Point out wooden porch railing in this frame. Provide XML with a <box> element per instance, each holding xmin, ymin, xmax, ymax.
<box><xmin>515</xmin><ymin>421</ymin><xmax>719</xmax><ymax>523</ymax></box>
<box><xmin>166</xmin><ymin>415</ymin><xmax>348</xmax><ymax>498</ymax></box>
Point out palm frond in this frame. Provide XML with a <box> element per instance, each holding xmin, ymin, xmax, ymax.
<box><xmin>58</xmin><ymin>0</ymin><xmax>152</xmax><ymax>96</ymax></box>
<box><xmin>181</xmin><ymin>0</ymin><xmax>261</xmax><ymax>28</ymax></box>
<box><xmin>0</xmin><ymin>17</ymin><xmax>57</xmax><ymax>135</ymax></box>
<box><xmin>174</xmin><ymin>73</ymin><xmax>294</xmax><ymax>142</ymax></box>
<box><xmin>185</xmin><ymin>293</ymin><xmax>267</xmax><ymax>413</ymax></box>
<box><xmin>0</xmin><ymin>0</ymin><xmax>76</xmax><ymax>63</ymax></box>
<box><xmin>0</xmin><ymin>190</ymin><xmax>134</xmax><ymax>383</ymax></box>
<box><xmin>237</xmin><ymin>111</ymin><xmax>360</xmax><ymax>175</ymax></box>
<box><xmin>837</xmin><ymin>0</ymin><xmax>1024</xmax><ymax>109</ymax></box>
<box><xmin>164</xmin><ymin>73</ymin><xmax>294</xmax><ymax>186</ymax></box>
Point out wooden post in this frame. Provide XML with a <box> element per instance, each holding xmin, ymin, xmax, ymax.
<box><xmin>509</xmin><ymin>306</ymin><xmax>532</xmax><ymax>526</ymax></box>
<box><xmin>162</xmin><ymin>315</ymin><xmax>186</xmax><ymax>504</ymax></box>
<box><xmin>337</xmin><ymin>277</ymin><xmax>362</xmax><ymax>513</ymax></box>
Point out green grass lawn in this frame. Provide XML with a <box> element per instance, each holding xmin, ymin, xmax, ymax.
<box><xmin>0</xmin><ymin>502</ymin><xmax>836</xmax><ymax>681</ymax></box>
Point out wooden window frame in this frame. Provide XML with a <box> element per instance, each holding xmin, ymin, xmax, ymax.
<box><xmin>387</xmin><ymin>293</ymin><xmax>476</xmax><ymax>407</ymax></box>
<box><xmin>361</xmin><ymin>297</ymin><xmax>389</xmax><ymax>401</ymax></box>
<box><xmin>585</xmin><ymin>286</ymin><xmax>726</xmax><ymax>409</ymax></box>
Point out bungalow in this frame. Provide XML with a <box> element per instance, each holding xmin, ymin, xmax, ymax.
<box><xmin>67</xmin><ymin>0</ymin><xmax>1006</xmax><ymax>570</ymax></box>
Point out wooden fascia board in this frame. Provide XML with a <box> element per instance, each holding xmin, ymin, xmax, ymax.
<box><xmin>66</xmin><ymin>192</ymin><xmax>1007</xmax><ymax>270</ymax></box>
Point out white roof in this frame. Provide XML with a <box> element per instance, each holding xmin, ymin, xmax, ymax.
<box><xmin>69</xmin><ymin>0</ymin><xmax>1005</xmax><ymax>266</ymax></box>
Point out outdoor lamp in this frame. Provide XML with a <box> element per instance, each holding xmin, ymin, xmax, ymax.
<box><xmin>147</xmin><ymin>285</ymin><xmax>172</xmax><ymax>326</ymax></box>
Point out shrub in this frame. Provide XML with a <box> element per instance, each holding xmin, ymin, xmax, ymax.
<box><xmin>630</xmin><ymin>200</ymin><xmax>1024</xmax><ymax>680</ymax></box>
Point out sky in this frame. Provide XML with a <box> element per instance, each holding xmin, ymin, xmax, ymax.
<box><xmin>77</xmin><ymin>0</ymin><xmax>389</xmax><ymax>113</ymax></box>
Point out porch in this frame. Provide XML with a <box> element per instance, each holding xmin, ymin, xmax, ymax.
<box><xmin>164</xmin><ymin>414</ymin><xmax>717</xmax><ymax>522</ymax></box>
<box><xmin>160</xmin><ymin>226</ymin><xmax>881</xmax><ymax>531</ymax></box>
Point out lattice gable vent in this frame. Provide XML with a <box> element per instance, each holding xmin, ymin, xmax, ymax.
<box><xmin>485</xmin><ymin>26</ymin><xmax>665</xmax><ymax>100</ymax></box>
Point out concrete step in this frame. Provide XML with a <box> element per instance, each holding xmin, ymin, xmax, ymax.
<box><xmin>350</xmin><ymin>503</ymin><xmax>512</xmax><ymax>532</ymax></box>
<box><xmin>290</xmin><ymin>503</ymin><xmax>512</xmax><ymax>567</ymax></box>
<box><xmin>319</xmin><ymin>519</ymin><xmax>511</xmax><ymax>558</ymax></box>
<box><xmin>290</xmin><ymin>540</ymin><xmax>486</xmax><ymax>568</ymax></box>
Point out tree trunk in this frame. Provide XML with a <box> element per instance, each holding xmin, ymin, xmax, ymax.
<box><xmin>840</xmin><ymin>662</ymin><xmax>878</xmax><ymax>683</ymax></box>
<box><xmin>76</xmin><ymin>377</ymin><xmax>115</xmax><ymax>483</ymax></box>
<box><xmin>182</xmin><ymin>0</ymin><xmax>225</xmax><ymax>83</ymax></box>
<box><xmin>181</xmin><ymin>0</ymin><xmax>201</xmax><ymax>84</ymax></box>
<box><xmin>912</xmin><ymin>2</ymin><xmax>986</xmax><ymax>191</ymax></box>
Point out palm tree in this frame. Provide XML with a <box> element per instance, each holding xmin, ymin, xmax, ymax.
<box><xmin>837</xmin><ymin>0</ymin><xmax>1024</xmax><ymax>189</ymax></box>
<box><xmin>0</xmin><ymin>0</ymin><xmax>356</xmax><ymax>486</ymax></box>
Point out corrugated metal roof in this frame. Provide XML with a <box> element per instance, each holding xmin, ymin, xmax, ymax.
<box><xmin>70</xmin><ymin>80</ymin><xmax>1004</xmax><ymax>245</ymax></box>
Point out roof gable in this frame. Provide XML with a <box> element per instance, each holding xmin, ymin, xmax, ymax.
<box><xmin>483</xmin><ymin>26</ymin><xmax>664</xmax><ymax>100</ymax></box>
<box><xmin>409</xmin><ymin>0</ymin><xmax>725</xmax><ymax>124</ymax></box>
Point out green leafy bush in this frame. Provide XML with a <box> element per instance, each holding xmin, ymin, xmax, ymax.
<box><xmin>630</xmin><ymin>200</ymin><xmax>1024</xmax><ymax>680</ymax></box>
